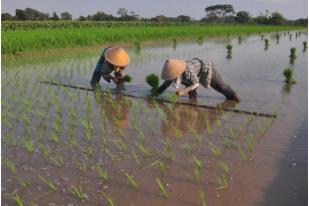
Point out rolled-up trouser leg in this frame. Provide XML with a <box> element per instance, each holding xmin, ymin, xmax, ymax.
<box><xmin>210</xmin><ymin>63</ymin><xmax>239</xmax><ymax>101</ymax></box>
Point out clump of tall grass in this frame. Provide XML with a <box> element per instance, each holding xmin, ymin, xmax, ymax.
<box><xmin>283</xmin><ymin>67</ymin><xmax>296</xmax><ymax>84</ymax></box>
<box><xmin>146</xmin><ymin>73</ymin><xmax>159</xmax><ymax>92</ymax></box>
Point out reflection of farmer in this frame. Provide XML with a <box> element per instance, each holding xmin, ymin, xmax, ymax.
<box><xmin>90</xmin><ymin>46</ymin><xmax>130</xmax><ymax>88</ymax></box>
<box><xmin>160</xmin><ymin>100</ymin><xmax>236</xmax><ymax>137</ymax></box>
<box><xmin>96</xmin><ymin>94</ymin><xmax>131</xmax><ymax>129</ymax></box>
<box><xmin>152</xmin><ymin>58</ymin><xmax>240</xmax><ymax>102</ymax></box>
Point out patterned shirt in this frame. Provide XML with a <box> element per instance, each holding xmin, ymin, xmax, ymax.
<box><xmin>182</xmin><ymin>58</ymin><xmax>213</xmax><ymax>89</ymax></box>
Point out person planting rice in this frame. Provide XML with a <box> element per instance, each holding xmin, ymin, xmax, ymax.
<box><xmin>152</xmin><ymin>58</ymin><xmax>240</xmax><ymax>102</ymax></box>
<box><xmin>90</xmin><ymin>46</ymin><xmax>130</xmax><ymax>88</ymax></box>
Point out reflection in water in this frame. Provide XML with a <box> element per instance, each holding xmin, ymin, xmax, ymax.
<box><xmin>281</xmin><ymin>82</ymin><xmax>293</xmax><ymax>94</ymax></box>
<box><xmin>95</xmin><ymin>92</ymin><xmax>131</xmax><ymax>129</ymax></box>
<box><xmin>159</xmin><ymin>100</ymin><xmax>236</xmax><ymax>138</ymax></box>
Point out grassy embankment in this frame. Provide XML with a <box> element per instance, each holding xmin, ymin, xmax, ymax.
<box><xmin>2</xmin><ymin>23</ymin><xmax>304</xmax><ymax>54</ymax></box>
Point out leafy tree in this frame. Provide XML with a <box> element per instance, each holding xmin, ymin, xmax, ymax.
<box><xmin>252</xmin><ymin>15</ymin><xmax>269</xmax><ymax>24</ymax></box>
<box><xmin>176</xmin><ymin>15</ymin><xmax>191</xmax><ymax>22</ymax></box>
<box><xmin>1</xmin><ymin>13</ymin><xmax>13</xmax><ymax>20</ymax></box>
<box><xmin>91</xmin><ymin>11</ymin><xmax>114</xmax><ymax>21</ymax></box>
<box><xmin>235</xmin><ymin>11</ymin><xmax>251</xmax><ymax>24</ymax></box>
<box><xmin>51</xmin><ymin>12</ymin><xmax>60</xmax><ymax>20</ymax></box>
<box><xmin>60</xmin><ymin>11</ymin><xmax>72</xmax><ymax>20</ymax></box>
<box><xmin>269</xmin><ymin>12</ymin><xmax>286</xmax><ymax>25</ymax></box>
<box><xmin>150</xmin><ymin>15</ymin><xmax>169</xmax><ymax>22</ymax></box>
<box><xmin>78</xmin><ymin>15</ymin><xmax>87</xmax><ymax>21</ymax></box>
<box><xmin>15</xmin><ymin>9</ymin><xmax>27</xmax><ymax>20</ymax></box>
<box><xmin>117</xmin><ymin>8</ymin><xmax>139</xmax><ymax>21</ymax></box>
<box><xmin>205</xmin><ymin>4</ymin><xmax>235</xmax><ymax>23</ymax></box>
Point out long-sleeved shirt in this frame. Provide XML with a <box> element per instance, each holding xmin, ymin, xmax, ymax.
<box><xmin>154</xmin><ymin>58</ymin><xmax>213</xmax><ymax>96</ymax></box>
<box><xmin>90</xmin><ymin>46</ymin><xmax>122</xmax><ymax>85</ymax></box>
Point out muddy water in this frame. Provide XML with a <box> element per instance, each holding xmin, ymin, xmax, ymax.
<box><xmin>2</xmin><ymin>31</ymin><xmax>307</xmax><ymax>206</ymax></box>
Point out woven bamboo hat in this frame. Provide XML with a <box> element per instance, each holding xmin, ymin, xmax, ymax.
<box><xmin>161</xmin><ymin>59</ymin><xmax>187</xmax><ymax>80</ymax></box>
<box><xmin>105</xmin><ymin>47</ymin><xmax>130</xmax><ymax>67</ymax></box>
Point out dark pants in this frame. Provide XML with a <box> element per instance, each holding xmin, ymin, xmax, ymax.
<box><xmin>188</xmin><ymin>63</ymin><xmax>239</xmax><ymax>101</ymax></box>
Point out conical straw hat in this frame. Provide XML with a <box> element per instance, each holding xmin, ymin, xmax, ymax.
<box><xmin>105</xmin><ymin>47</ymin><xmax>130</xmax><ymax>67</ymax></box>
<box><xmin>161</xmin><ymin>59</ymin><xmax>187</xmax><ymax>80</ymax></box>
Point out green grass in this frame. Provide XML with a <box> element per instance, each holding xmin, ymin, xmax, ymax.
<box><xmin>2</xmin><ymin>25</ymin><xmax>304</xmax><ymax>54</ymax></box>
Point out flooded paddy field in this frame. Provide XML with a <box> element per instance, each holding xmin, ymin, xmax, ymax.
<box><xmin>2</xmin><ymin>31</ymin><xmax>307</xmax><ymax>206</ymax></box>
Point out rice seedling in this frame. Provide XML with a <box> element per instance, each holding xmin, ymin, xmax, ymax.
<box><xmin>102</xmin><ymin>191</ymin><xmax>116</xmax><ymax>206</ymax></box>
<box><xmin>122</xmin><ymin>75</ymin><xmax>132</xmax><ymax>83</ymax></box>
<box><xmin>218</xmin><ymin>160</ymin><xmax>229</xmax><ymax>173</ymax></box>
<box><xmin>189</xmin><ymin>127</ymin><xmax>202</xmax><ymax>144</ymax></box>
<box><xmin>199</xmin><ymin>190</ymin><xmax>207</xmax><ymax>206</ymax></box>
<box><xmin>303</xmin><ymin>41</ymin><xmax>307</xmax><ymax>51</ymax></box>
<box><xmin>289</xmin><ymin>34</ymin><xmax>292</xmax><ymax>41</ymax></box>
<box><xmin>38</xmin><ymin>175</ymin><xmax>57</xmax><ymax>191</ymax></box>
<box><xmin>275</xmin><ymin>32</ymin><xmax>280</xmax><ymax>44</ymax></box>
<box><xmin>191</xmin><ymin>155</ymin><xmax>202</xmax><ymax>170</ymax></box>
<box><xmin>136</xmin><ymin>142</ymin><xmax>151</xmax><ymax>156</ymax></box>
<box><xmin>264</xmin><ymin>38</ymin><xmax>269</xmax><ymax>49</ymax></box>
<box><xmin>289</xmin><ymin>47</ymin><xmax>297</xmax><ymax>58</ymax></box>
<box><xmin>182</xmin><ymin>142</ymin><xmax>196</xmax><ymax>154</ymax></box>
<box><xmin>226</xmin><ymin>44</ymin><xmax>233</xmax><ymax>59</ymax></box>
<box><xmin>156</xmin><ymin>177</ymin><xmax>169</xmax><ymax>198</ymax></box>
<box><xmin>75</xmin><ymin>160</ymin><xmax>87</xmax><ymax>173</ymax></box>
<box><xmin>111</xmin><ymin>139</ymin><xmax>127</xmax><ymax>152</ymax></box>
<box><xmin>282</xmin><ymin>67</ymin><xmax>296</xmax><ymax>84</ymax></box>
<box><xmin>23</xmin><ymin>138</ymin><xmax>34</xmax><ymax>153</ymax></box>
<box><xmin>216</xmin><ymin>174</ymin><xmax>228</xmax><ymax>190</ymax></box>
<box><xmin>49</xmin><ymin>155</ymin><xmax>64</xmax><ymax>167</ymax></box>
<box><xmin>172</xmin><ymin>37</ymin><xmax>177</xmax><ymax>49</ymax></box>
<box><xmin>49</xmin><ymin>132</ymin><xmax>60</xmax><ymax>144</ymax></box>
<box><xmin>131</xmin><ymin>149</ymin><xmax>140</xmax><ymax>164</ymax></box>
<box><xmin>167</xmin><ymin>93</ymin><xmax>179</xmax><ymax>103</ymax></box>
<box><xmin>81</xmin><ymin>118</ymin><xmax>93</xmax><ymax>141</ymax></box>
<box><xmin>68</xmin><ymin>185</ymin><xmax>88</xmax><ymax>202</ymax></box>
<box><xmin>238</xmin><ymin>36</ymin><xmax>242</xmax><ymax>44</ymax></box>
<box><xmin>208</xmin><ymin>140</ymin><xmax>222</xmax><ymax>158</ymax></box>
<box><xmin>6</xmin><ymin>193</ymin><xmax>24</xmax><ymax>206</ymax></box>
<box><xmin>246</xmin><ymin>133</ymin><xmax>254</xmax><ymax>152</ymax></box>
<box><xmin>3</xmin><ymin>159</ymin><xmax>16</xmax><ymax>173</ymax></box>
<box><xmin>260</xmin><ymin>34</ymin><xmax>264</xmax><ymax>40</ymax></box>
<box><xmin>197</xmin><ymin>36</ymin><xmax>203</xmax><ymax>45</ymax></box>
<box><xmin>146</xmin><ymin>73</ymin><xmax>159</xmax><ymax>92</ymax></box>
<box><xmin>238</xmin><ymin>146</ymin><xmax>249</xmax><ymax>160</ymax></box>
<box><xmin>123</xmin><ymin>171</ymin><xmax>139</xmax><ymax>188</ymax></box>
<box><xmin>97</xmin><ymin>164</ymin><xmax>109</xmax><ymax>182</ymax></box>
<box><xmin>3</xmin><ymin>133</ymin><xmax>17</xmax><ymax>146</ymax></box>
<box><xmin>15</xmin><ymin>177</ymin><xmax>30</xmax><ymax>187</ymax></box>
<box><xmin>134</xmin><ymin>40</ymin><xmax>141</xmax><ymax>53</ymax></box>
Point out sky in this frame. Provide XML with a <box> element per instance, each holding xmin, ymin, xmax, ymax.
<box><xmin>1</xmin><ymin>0</ymin><xmax>308</xmax><ymax>20</ymax></box>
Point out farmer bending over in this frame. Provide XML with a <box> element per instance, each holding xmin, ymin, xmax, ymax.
<box><xmin>90</xmin><ymin>46</ymin><xmax>130</xmax><ymax>88</ymax></box>
<box><xmin>152</xmin><ymin>58</ymin><xmax>240</xmax><ymax>102</ymax></box>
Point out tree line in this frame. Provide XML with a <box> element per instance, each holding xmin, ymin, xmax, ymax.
<box><xmin>1</xmin><ymin>5</ymin><xmax>307</xmax><ymax>26</ymax></box>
